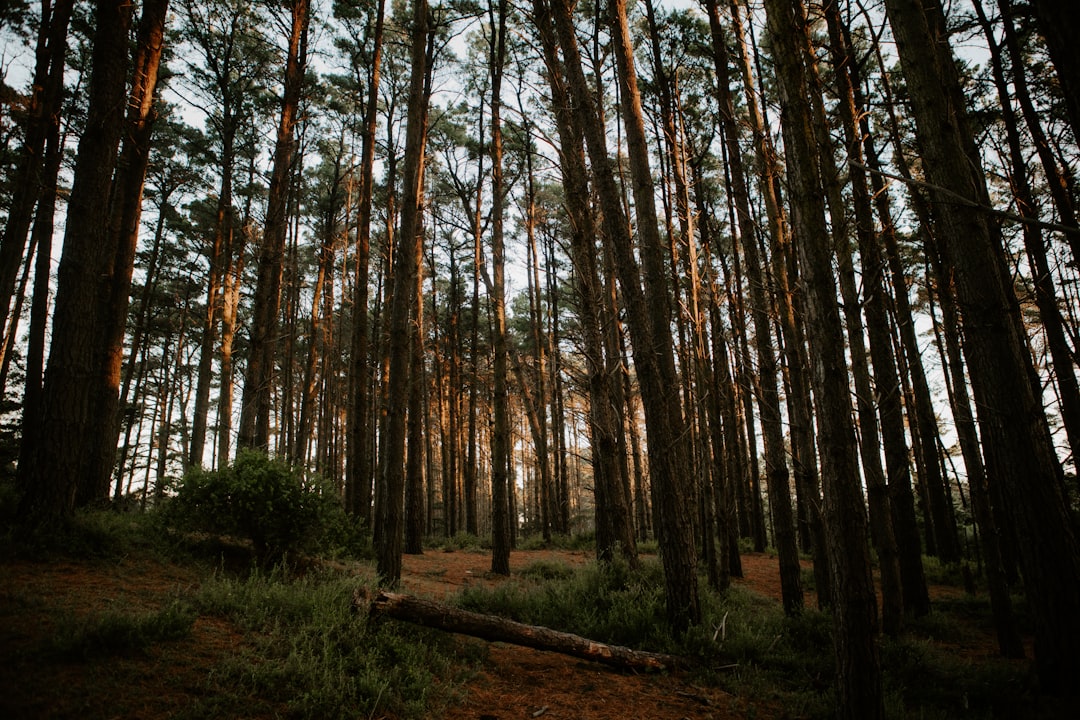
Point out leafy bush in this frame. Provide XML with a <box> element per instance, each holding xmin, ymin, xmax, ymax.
<box><xmin>167</xmin><ymin>449</ymin><xmax>342</xmax><ymax>561</ymax></box>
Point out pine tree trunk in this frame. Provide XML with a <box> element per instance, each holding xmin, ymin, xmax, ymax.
<box><xmin>0</xmin><ymin>0</ymin><xmax>73</xmax><ymax>374</ymax></box>
<box><xmin>238</xmin><ymin>0</ymin><xmax>310</xmax><ymax>451</ymax></box>
<box><xmin>376</xmin><ymin>0</ymin><xmax>429</xmax><ymax>585</ymax></box>
<box><xmin>884</xmin><ymin>0</ymin><xmax>1080</xmax><ymax>693</ymax></box>
<box><xmin>707</xmin><ymin>0</ymin><xmax>802</xmax><ymax>614</ymax></box>
<box><xmin>346</xmin><ymin>0</ymin><xmax>385</xmax><ymax>522</ymax></box>
<box><xmin>80</xmin><ymin>0</ymin><xmax>171</xmax><ymax>504</ymax></box>
<box><xmin>488</xmin><ymin>0</ymin><xmax>512</xmax><ymax>577</ymax></box>
<box><xmin>762</xmin><ymin>1</ymin><xmax>883</xmax><ymax>716</ymax></box>
<box><xmin>1028</xmin><ymin>0</ymin><xmax>1080</xmax><ymax>136</ymax></box>
<box><xmin>18</xmin><ymin>0</ymin><xmax>134</xmax><ymax>523</ymax></box>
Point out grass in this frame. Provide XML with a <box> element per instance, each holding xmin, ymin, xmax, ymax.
<box><xmin>1</xmin><ymin>505</ymin><xmax>1059</xmax><ymax>719</ymax></box>
<box><xmin>455</xmin><ymin>554</ymin><xmax>1053</xmax><ymax>719</ymax></box>
<box><xmin>185</xmin><ymin>568</ymin><xmax>477</xmax><ymax>719</ymax></box>
<box><xmin>1</xmin><ymin>507</ymin><xmax>477</xmax><ymax>720</ymax></box>
<box><xmin>48</xmin><ymin>599</ymin><xmax>197</xmax><ymax>660</ymax></box>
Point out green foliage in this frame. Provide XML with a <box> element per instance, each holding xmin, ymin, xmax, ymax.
<box><xmin>189</xmin><ymin>569</ymin><xmax>473</xmax><ymax>719</ymax></box>
<box><xmin>880</xmin><ymin>635</ymin><xmax>1053</xmax><ymax>719</ymax></box>
<box><xmin>457</xmin><ymin>557</ymin><xmax>678</xmax><ymax>654</ymax></box>
<box><xmin>516</xmin><ymin>558</ymin><xmax>575</xmax><ymax>581</ymax></box>
<box><xmin>428</xmin><ymin>531</ymin><xmax>488</xmax><ymax>552</ymax></box>
<box><xmin>48</xmin><ymin>600</ymin><xmax>195</xmax><ymax>660</ymax></box>
<box><xmin>920</xmin><ymin>555</ymin><xmax>970</xmax><ymax>587</ymax></box>
<box><xmin>2</xmin><ymin>503</ymin><xmax>181</xmax><ymax>561</ymax></box>
<box><xmin>517</xmin><ymin>531</ymin><xmax>596</xmax><ymax>551</ymax></box>
<box><xmin>166</xmin><ymin>449</ymin><xmax>353</xmax><ymax>561</ymax></box>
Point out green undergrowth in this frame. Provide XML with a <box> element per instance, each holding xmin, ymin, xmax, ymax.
<box><xmin>47</xmin><ymin>599</ymin><xmax>197</xmax><ymax>660</ymax></box>
<box><xmin>2</xmin><ymin>507</ymin><xmax>475</xmax><ymax>720</ymax></box>
<box><xmin>185</xmin><ymin>567</ymin><xmax>478</xmax><ymax>719</ymax></box>
<box><xmin>456</xmin><ymin>556</ymin><xmax>836</xmax><ymax>714</ymax></box>
<box><xmin>455</xmin><ymin>556</ymin><xmax>1050</xmax><ymax>719</ymax></box>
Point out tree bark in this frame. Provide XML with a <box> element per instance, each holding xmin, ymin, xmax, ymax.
<box><xmin>238</xmin><ymin>0</ymin><xmax>310</xmax><ymax>451</ymax></box>
<box><xmin>706</xmin><ymin>0</ymin><xmax>802</xmax><ymax>614</ymax></box>
<box><xmin>0</xmin><ymin>0</ymin><xmax>74</xmax><ymax>383</ymax></box>
<box><xmin>1028</xmin><ymin>0</ymin><xmax>1080</xmax><ymax>137</ymax></box>
<box><xmin>18</xmin><ymin>0</ymin><xmax>134</xmax><ymax>522</ymax></box>
<box><xmin>487</xmin><ymin>0</ymin><xmax>512</xmax><ymax>577</ymax></box>
<box><xmin>345</xmin><ymin>0</ymin><xmax>385</xmax><ymax>523</ymax></box>
<box><xmin>359</xmin><ymin>590</ymin><xmax>687</xmax><ymax>672</ymax></box>
<box><xmin>762</xmin><ymin>1</ymin><xmax>883</xmax><ymax>716</ymax></box>
<box><xmin>376</xmin><ymin>0</ymin><xmax>430</xmax><ymax>586</ymax></box>
<box><xmin>80</xmin><ymin>0</ymin><xmax>171</xmax><ymax>504</ymax></box>
<box><xmin>884</xmin><ymin>0</ymin><xmax>1080</xmax><ymax>693</ymax></box>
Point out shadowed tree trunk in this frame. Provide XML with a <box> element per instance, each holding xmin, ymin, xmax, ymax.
<box><xmin>884</xmin><ymin>0</ymin><xmax>1080</xmax><ymax>693</ymax></box>
<box><xmin>1028</xmin><ymin>0</ymin><xmax>1080</xmax><ymax>136</ymax></box>
<box><xmin>823</xmin><ymin>1</ymin><xmax>903</xmax><ymax>637</ymax></box>
<box><xmin>344</xmin><ymin>0</ymin><xmax>386</xmax><ymax>524</ymax></box>
<box><xmin>18</xmin><ymin>0</ymin><xmax>134</xmax><ymax>523</ymax></box>
<box><xmin>762</xmin><ymin>1</ymin><xmax>883</xmax><ymax>716</ymax></box>
<box><xmin>0</xmin><ymin>0</ymin><xmax>74</xmax><ymax>387</ymax></box>
<box><xmin>531</xmin><ymin>3</ymin><xmax>637</xmax><ymax>562</ymax></box>
<box><xmin>488</xmin><ymin>0</ymin><xmax>512</xmax><ymax>577</ymax></box>
<box><xmin>705</xmin><ymin>0</ymin><xmax>802</xmax><ymax>614</ymax></box>
<box><xmin>376</xmin><ymin>0</ymin><xmax>430</xmax><ymax>586</ymax></box>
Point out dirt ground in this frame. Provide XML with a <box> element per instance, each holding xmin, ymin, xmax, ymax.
<box><xmin>400</xmin><ymin>550</ymin><xmax>773</xmax><ymax>720</ymax></box>
<box><xmin>0</xmin><ymin>547</ymin><xmax>1014</xmax><ymax>719</ymax></box>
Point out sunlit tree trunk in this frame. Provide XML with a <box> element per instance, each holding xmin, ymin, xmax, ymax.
<box><xmin>238</xmin><ymin>0</ymin><xmax>310</xmax><ymax>451</ymax></box>
<box><xmin>80</xmin><ymin>0</ymin><xmax>171</xmax><ymax>504</ymax></box>
<box><xmin>18</xmin><ymin>0</ymin><xmax>134</xmax><ymax>522</ymax></box>
<box><xmin>376</xmin><ymin>0</ymin><xmax>430</xmax><ymax>585</ymax></box>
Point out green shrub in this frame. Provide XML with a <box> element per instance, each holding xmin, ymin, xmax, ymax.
<box><xmin>191</xmin><ymin>569</ymin><xmax>472</xmax><ymax>719</ymax></box>
<box><xmin>166</xmin><ymin>449</ymin><xmax>341</xmax><ymax>561</ymax></box>
<box><xmin>48</xmin><ymin>600</ymin><xmax>195</xmax><ymax>660</ymax></box>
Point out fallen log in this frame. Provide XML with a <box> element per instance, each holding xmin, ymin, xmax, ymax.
<box><xmin>354</xmin><ymin>589</ymin><xmax>687</xmax><ymax>672</ymax></box>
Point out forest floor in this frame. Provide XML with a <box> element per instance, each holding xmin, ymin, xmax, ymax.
<box><xmin>0</xmin><ymin>537</ymin><xmax>1043</xmax><ymax>720</ymax></box>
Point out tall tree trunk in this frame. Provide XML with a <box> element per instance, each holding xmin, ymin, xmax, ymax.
<box><xmin>850</xmin><ymin>44</ymin><xmax>932</xmax><ymax>616</ymax></box>
<box><xmin>18</xmin><ymin>0</ymin><xmax>134</xmax><ymax>523</ymax></box>
<box><xmin>974</xmin><ymin>0</ymin><xmax>1080</xmax><ymax>473</ymax></box>
<box><xmin>823</xmin><ymin>2</ymin><xmax>904</xmax><ymax>636</ymax></box>
<box><xmin>81</xmin><ymin>0</ymin><xmax>170</xmax><ymax>504</ymax></box>
<box><xmin>346</xmin><ymin>0</ymin><xmax>386</xmax><ymax>522</ymax></box>
<box><xmin>376</xmin><ymin>0</ymin><xmax>430</xmax><ymax>585</ymax></box>
<box><xmin>884</xmin><ymin>0</ymin><xmax>1080</xmax><ymax>692</ymax></box>
<box><xmin>405</xmin><ymin>257</ymin><xmax>426</xmax><ymax>555</ymax></box>
<box><xmin>0</xmin><ymin>0</ymin><xmax>74</xmax><ymax>382</ymax></box>
<box><xmin>1028</xmin><ymin>0</ymin><xmax>1080</xmax><ymax>136</ymax></box>
<box><xmin>238</xmin><ymin>0</ymin><xmax>310</xmax><ymax>450</ymax></box>
<box><xmin>543</xmin><ymin>0</ymin><xmax>699</xmax><ymax>630</ymax></box>
<box><xmin>762</xmin><ymin>1</ymin><xmax>883</xmax><ymax>716</ymax></box>
<box><xmin>488</xmin><ymin>0</ymin><xmax>512</xmax><ymax>577</ymax></box>
<box><xmin>16</xmin><ymin>104</ymin><xmax>65</xmax><ymax>497</ymax></box>
<box><xmin>706</xmin><ymin>0</ymin><xmax>802</xmax><ymax>613</ymax></box>
<box><xmin>535</xmin><ymin>0</ymin><xmax>635</xmax><ymax>561</ymax></box>
<box><xmin>996</xmin><ymin>0</ymin><xmax>1080</xmax><ymax>266</ymax></box>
